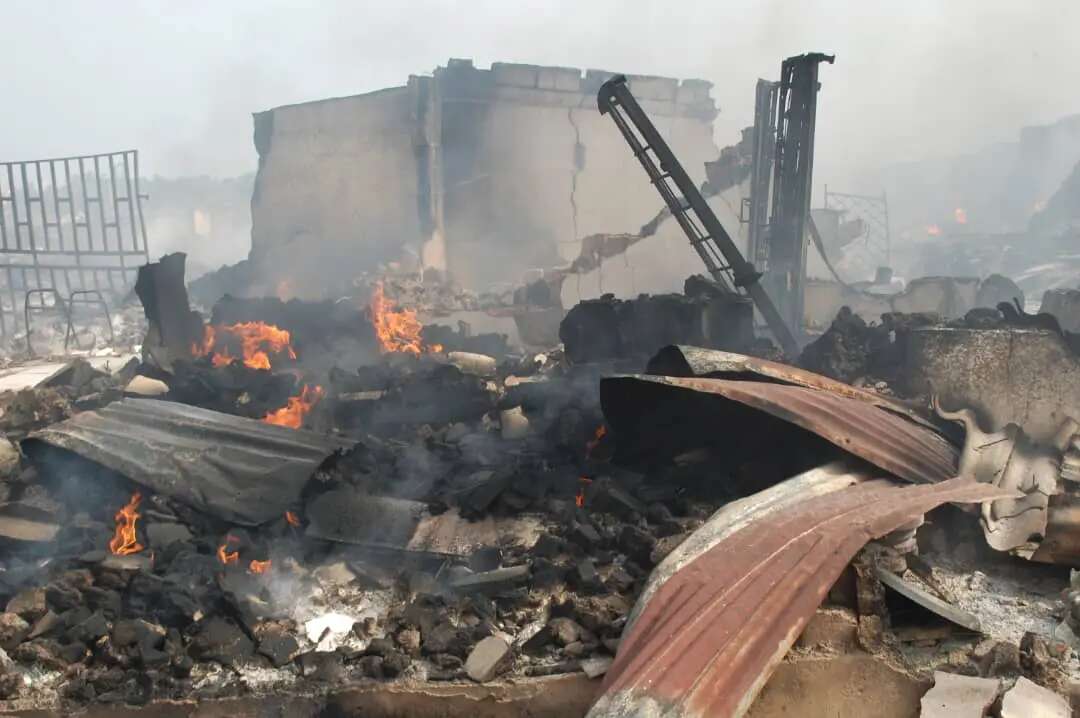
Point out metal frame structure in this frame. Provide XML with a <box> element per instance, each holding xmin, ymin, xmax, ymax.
<box><xmin>746</xmin><ymin>79</ymin><xmax>780</xmax><ymax>269</ymax></box>
<box><xmin>766</xmin><ymin>53</ymin><xmax>834</xmax><ymax>334</ymax></box>
<box><xmin>597</xmin><ymin>75</ymin><xmax>799</xmax><ymax>357</ymax></box>
<box><xmin>823</xmin><ymin>186</ymin><xmax>891</xmax><ymax>265</ymax></box>
<box><xmin>0</xmin><ymin>150</ymin><xmax>149</xmax><ymax>337</ymax></box>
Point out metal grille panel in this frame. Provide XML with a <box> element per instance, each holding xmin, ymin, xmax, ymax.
<box><xmin>0</xmin><ymin>150</ymin><xmax>149</xmax><ymax>336</ymax></box>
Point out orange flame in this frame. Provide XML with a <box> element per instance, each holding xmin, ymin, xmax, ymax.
<box><xmin>263</xmin><ymin>384</ymin><xmax>324</xmax><ymax>429</ymax></box>
<box><xmin>954</xmin><ymin>207</ymin><xmax>967</xmax><ymax>225</ymax></box>
<box><xmin>585</xmin><ymin>425</ymin><xmax>607</xmax><ymax>459</ymax></box>
<box><xmin>285</xmin><ymin>511</ymin><xmax>301</xmax><ymax>527</ymax></box>
<box><xmin>369</xmin><ymin>282</ymin><xmax>441</xmax><ymax>355</ymax></box>
<box><xmin>575</xmin><ymin>477</ymin><xmax>592</xmax><ymax>509</ymax></box>
<box><xmin>926</xmin><ymin>224</ymin><xmax>942</xmax><ymax>237</ymax></box>
<box><xmin>193</xmin><ymin>322</ymin><xmax>297</xmax><ymax>370</ymax></box>
<box><xmin>109</xmin><ymin>491</ymin><xmax>144</xmax><ymax>555</ymax></box>
<box><xmin>217</xmin><ymin>535</ymin><xmax>240</xmax><ymax>565</ymax></box>
<box><xmin>248</xmin><ymin>559</ymin><xmax>272</xmax><ymax>575</ymax></box>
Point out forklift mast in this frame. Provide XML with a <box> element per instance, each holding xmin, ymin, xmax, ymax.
<box><xmin>596</xmin><ymin>75</ymin><xmax>800</xmax><ymax>358</ymax></box>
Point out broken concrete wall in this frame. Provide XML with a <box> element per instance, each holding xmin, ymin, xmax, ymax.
<box><xmin>903</xmin><ymin>327</ymin><xmax>1080</xmax><ymax>443</ymax></box>
<box><xmin>1041</xmin><ymin>289</ymin><xmax>1080</xmax><ymax>333</ymax></box>
<box><xmin>804</xmin><ymin>276</ymin><xmax>982</xmax><ymax>329</ymax></box>
<box><xmin>248</xmin><ymin>59</ymin><xmax>719</xmax><ymax>297</ymax></box>
<box><xmin>250</xmin><ymin>85</ymin><xmax>427</xmax><ymax>298</ymax></box>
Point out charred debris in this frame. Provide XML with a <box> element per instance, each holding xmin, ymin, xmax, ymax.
<box><xmin>0</xmin><ymin>60</ymin><xmax>1079</xmax><ymax>718</ymax></box>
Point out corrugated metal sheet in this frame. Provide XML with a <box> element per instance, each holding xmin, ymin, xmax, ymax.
<box><xmin>23</xmin><ymin>398</ymin><xmax>353</xmax><ymax>526</ymax></box>
<box><xmin>646</xmin><ymin>344</ymin><xmax>943</xmax><ymax>433</ymax></box>
<box><xmin>601</xmin><ymin>375</ymin><xmax>959</xmax><ymax>485</ymax></box>
<box><xmin>587</xmin><ymin>476</ymin><xmax>1014</xmax><ymax>718</ymax></box>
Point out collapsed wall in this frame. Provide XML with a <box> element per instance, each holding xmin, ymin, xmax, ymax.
<box><xmin>248</xmin><ymin>59</ymin><xmax>720</xmax><ymax>298</ymax></box>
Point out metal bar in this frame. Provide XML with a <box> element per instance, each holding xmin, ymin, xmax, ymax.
<box><xmin>6</xmin><ymin>164</ymin><xmax>22</xmax><ymax>251</ymax></box>
<box><xmin>19</xmin><ymin>163</ymin><xmax>44</xmax><ymax>289</ymax></box>
<box><xmin>597</xmin><ymin>75</ymin><xmax>798</xmax><ymax>357</ymax></box>
<box><xmin>0</xmin><ymin>166</ymin><xmax>8</xmax><ymax>252</ymax></box>
<box><xmin>77</xmin><ymin>157</ymin><xmax>94</xmax><ymax>253</ymax></box>
<box><xmin>92</xmin><ymin>156</ymin><xmax>109</xmax><ymax>252</ymax></box>
<box><xmin>33</xmin><ymin>162</ymin><xmax>49</xmax><ymax>252</ymax></box>
<box><xmin>131</xmin><ymin>151</ymin><xmax>149</xmax><ymax>257</ymax></box>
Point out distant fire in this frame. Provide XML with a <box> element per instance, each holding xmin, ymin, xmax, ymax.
<box><xmin>109</xmin><ymin>491</ymin><xmax>144</xmax><ymax>555</ymax></box>
<box><xmin>263</xmin><ymin>384</ymin><xmax>324</xmax><ymax>429</ymax></box>
<box><xmin>285</xmin><ymin>511</ymin><xmax>301</xmax><ymax>527</ymax></box>
<box><xmin>926</xmin><ymin>224</ymin><xmax>942</xmax><ymax>237</ymax></box>
<box><xmin>193</xmin><ymin>322</ymin><xmax>297</xmax><ymax>370</ymax></box>
<box><xmin>576</xmin><ymin>477</ymin><xmax>592</xmax><ymax>508</ymax></box>
<box><xmin>585</xmin><ymin>425</ymin><xmax>607</xmax><ymax>459</ymax></box>
<box><xmin>276</xmin><ymin>278</ymin><xmax>296</xmax><ymax>301</ymax></box>
<box><xmin>369</xmin><ymin>282</ymin><xmax>442</xmax><ymax>355</ymax></box>
<box><xmin>954</xmin><ymin>207</ymin><xmax>967</xmax><ymax>225</ymax></box>
<box><xmin>217</xmin><ymin>535</ymin><xmax>240</xmax><ymax>565</ymax></box>
<box><xmin>248</xmin><ymin>559</ymin><xmax>272</xmax><ymax>575</ymax></box>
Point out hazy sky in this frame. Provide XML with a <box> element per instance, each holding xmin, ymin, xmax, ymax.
<box><xmin>4</xmin><ymin>0</ymin><xmax>1078</xmax><ymax>187</ymax></box>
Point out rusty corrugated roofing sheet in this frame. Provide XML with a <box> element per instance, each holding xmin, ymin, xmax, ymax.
<box><xmin>587</xmin><ymin>476</ymin><xmax>1013</xmax><ymax>718</ymax></box>
<box><xmin>646</xmin><ymin>344</ymin><xmax>942</xmax><ymax>432</ymax></box>
<box><xmin>23</xmin><ymin>398</ymin><xmax>353</xmax><ymax>526</ymax></box>
<box><xmin>601</xmin><ymin>374</ymin><xmax>959</xmax><ymax>485</ymax></box>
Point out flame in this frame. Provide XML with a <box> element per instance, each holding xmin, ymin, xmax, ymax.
<box><xmin>285</xmin><ymin>511</ymin><xmax>301</xmax><ymax>527</ymax></box>
<box><xmin>217</xmin><ymin>535</ymin><xmax>240</xmax><ymax>565</ymax></box>
<box><xmin>954</xmin><ymin>208</ymin><xmax>967</xmax><ymax>225</ymax></box>
<box><xmin>585</xmin><ymin>425</ymin><xmax>607</xmax><ymax>459</ymax></box>
<box><xmin>109</xmin><ymin>491</ymin><xmax>144</xmax><ymax>555</ymax></box>
<box><xmin>369</xmin><ymin>282</ymin><xmax>441</xmax><ymax>355</ymax></box>
<box><xmin>1033</xmin><ymin>198</ymin><xmax>1048</xmax><ymax>213</ymax></box>
<box><xmin>926</xmin><ymin>224</ymin><xmax>942</xmax><ymax>237</ymax></box>
<box><xmin>248</xmin><ymin>559</ymin><xmax>272</xmax><ymax>575</ymax></box>
<box><xmin>575</xmin><ymin>477</ymin><xmax>592</xmax><ymax>509</ymax></box>
<box><xmin>263</xmin><ymin>384</ymin><xmax>324</xmax><ymax>429</ymax></box>
<box><xmin>193</xmin><ymin>322</ymin><xmax>297</xmax><ymax>370</ymax></box>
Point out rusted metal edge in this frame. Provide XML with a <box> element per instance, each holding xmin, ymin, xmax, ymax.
<box><xmin>601</xmin><ymin>375</ymin><xmax>959</xmax><ymax>485</ymax></box>
<box><xmin>587</xmin><ymin>476</ymin><xmax>1013</xmax><ymax>718</ymax></box>
<box><xmin>645</xmin><ymin>345</ymin><xmax>943</xmax><ymax>433</ymax></box>
<box><xmin>874</xmin><ymin>567</ymin><xmax>981</xmax><ymax>633</ymax></box>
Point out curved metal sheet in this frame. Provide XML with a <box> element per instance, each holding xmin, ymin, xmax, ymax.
<box><xmin>600</xmin><ymin>374</ymin><xmax>959</xmax><ymax>485</ymax></box>
<box><xmin>23</xmin><ymin>398</ymin><xmax>353</xmax><ymax>526</ymax></box>
<box><xmin>646</xmin><ymin>345</ymin><xmax>943</xmax><ymax>433</ymax></box>
<box><xmin>587</xmin><ymin>476</ymin><xmax>1015</xmax><ymax>718</ymax></box>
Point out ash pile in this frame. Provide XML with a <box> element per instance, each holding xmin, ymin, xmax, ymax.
<box><xmin>0</xmin><ymin>259</ymin><xmax>1078</xmax><ymax>717</ymax></box>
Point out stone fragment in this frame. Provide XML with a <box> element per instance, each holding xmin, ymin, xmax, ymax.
<box><xmin>395</xmin><ymin>627</ymin><xmax>421</xmax><ymax>656</ymax></box>
<box><xmin>549</xmin><ymin>617</ymin><xmax>584</xmax><ymax>647</ymax></box>
<box><xmin>359</xmin><ymin>655</ymin><xmax>384</xmax><ymax>678</ymax></box>
<box><xmin>450</xmin><ymin>565</ymin><xmax>530</xmax><ymax>595</ymax></box>
<box><xmin>617</xmin><ymin>525</ymin><xmax>657</xmax><ymax>565</ymax></box>
<box><xmin>257</xmin><ymin>633</ymin><xmax>301</xmax><ymax>668</ymax></box>
<box><xmin>580</xmin><ymin>656</ymin><xmax>613</xmax><ymax>679</ymax></box>
<box><xmin>1000</xmin><ymin>676</ymin><xmax>1070</xmax><ymax>718</ymax></box>
<box><xmin>68</xmin><ymin>611</ymin><xmax>109</xmax><ymax>645</ymax></box>
<box><xmin>0</xmin><ymin>612</ymin><xmax>29</xmax><ymax>650</ymax></box>
<box><xmin>464</xmin><ymin>636</ymin><xmax>512</xmax><ymax>682</ymax></box>
<box><xmin>919</xmin><ymin>671</ymin><xmax>1000</xmax><ymax>718</ymax></box>
<box><xmin>5</xmin><ymin>588</ymin><xmax>46</xmax><ymax>622</ymax></box>
<box><xmin>423</xmin><ymin>622</ymin><xmax>470</xmax><ymax>657</ymax></box>
<box><xmin>312</xmin><ymin>561</ymin><xmax>357</xmax><ymax>588</ymax></box>
<box><xmin>145</xmin><ymin>522</ymin><xmax>192</xmax><ymax>549</ymax></box>
<box><xmin>124</xmin><ymin>376</ymin><xmax>169</xmax><ymax>396</ymax></box>
<box><xmin>187</xmin><ymin>617</ymin><xmax>254</xmax><ymax>667</ymax></box>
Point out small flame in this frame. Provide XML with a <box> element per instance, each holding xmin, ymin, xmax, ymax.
<box><xmin>109</xmin><ymin>491</ymin><xmax>144</xmax><ymax>555</ymax></box>
<box><xmin>263</xmin><ymin>384</ymin><xmax>325</xmax><ymax>429</ymax></box>
<box><xmin>926</xmin><ymin>224</ymin><xmax>942</xmax><ymax>237</ymax></box>
<box><xmin>217</xmin><ymin>535</ymin><xmax>240</xmax><ymax>565</ymax></box>
<box><xmin>193</xmin><ymin>322</ymin><xmax>297</xmax><ymax>370</ymax></box>
<box><xmin>276</xmin><ymin>278</ymin><xmax>295</xmax><ymax>301</ymax></box>
<box><xmin>575</xmin><ymin>477</ymin><xmax>592</xmax><ymax>509</ymax></box>
<box><xmin>585</xmin><ymin>425</ymin><xmax>607</xmax><ymax>459</ymax></box>
<box><xmin>248</xmin><ymin>559</ymin><xmax>272</xmax><ymax>575</ymax></box>
<box><xmin>369</xmin><ymin>282</ymin><xmax>440</xmax><ymax>355</ymax></box>
<box><xmin>285</xmin><ymin>511</ymin><xmax>301</xmax><ymax>527</ymax></box>
<box><xmin>954</xmin><ymin>207</ymin><xmax>967</xmax><ymax>225</ymax></box>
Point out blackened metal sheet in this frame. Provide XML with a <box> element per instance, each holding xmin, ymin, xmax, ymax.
<box><xmin>23</xmin><ymin>398</ymin><xmax>353</xmax><ymax>526</ymax></box>
<box><xmin>588</xmin><ymin>477</ymin><xmax>1014</xmax><ymax>718</ymax></box>
<box><xmin>601</xmin><ymin>374</ymin><xmax>959</xmax><ymax>485</ymax></box>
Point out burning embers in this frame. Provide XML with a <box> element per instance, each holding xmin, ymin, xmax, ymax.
<box><xmin>369</xmin><ymin>281</ymin><xmax>442</xmax><ymax>355</ymax></box>
<box><xmin>109</xmin><ymin>491</ymin><xmax>144</xmax><ymax>555</ymax></box>
<box><xmin>263</xmin><ymin>384</ymin><xmax>325</xmax><ymax>429</ymax></box>
<box><xmin>218</xmin><ymin>533</ymin><xmax>272</xmax><ymax>575</ymax></box>
<box><xmin>192</xmin><ymin>321</ymin><xmax>298</xmax><ymax>370</ymax></box>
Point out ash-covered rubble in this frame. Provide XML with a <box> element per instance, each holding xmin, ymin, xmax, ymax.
<box><xmin>0</xmin><ymin>261</ymin><xmax>1079</xmax><ymax>715</ymax></box>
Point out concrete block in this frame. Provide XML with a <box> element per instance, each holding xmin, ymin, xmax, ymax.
<box><xmin>465</xmin><ymin>636</ymin><xmax>512</xmax><ymax>682</ymax></box>
<box><xmin>536</xmin><ymin>67</ymin><xmax>581</xmax><ymax>93</ymax></box>
<box><xmin>1000</xmin><ymin>676</ymin><xmax>1070</xmax><ymax>717</ymax></box>
<box><xmin>626</xmin><ymin>75</ymin><xmax>678</xmax><ymax>102</ymax></box>
<box><xmin>920</xmin><ymin>671</ymin><xmax>1000</xmax><ymax>718</ymax></box>
<box><xmin>796</xmin><ymin>607</ymin><xmax>858</xmax><ymax>650</ymax></box>
<box><xmin>491</xmin><ymin>63</ymin><xmax>538</xmax><ymax>88</ymax></box>
<box><xmin>1041</xmin><ymin>288</ymin><xmax>1080</xmax><ymax>333</ymax></box>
